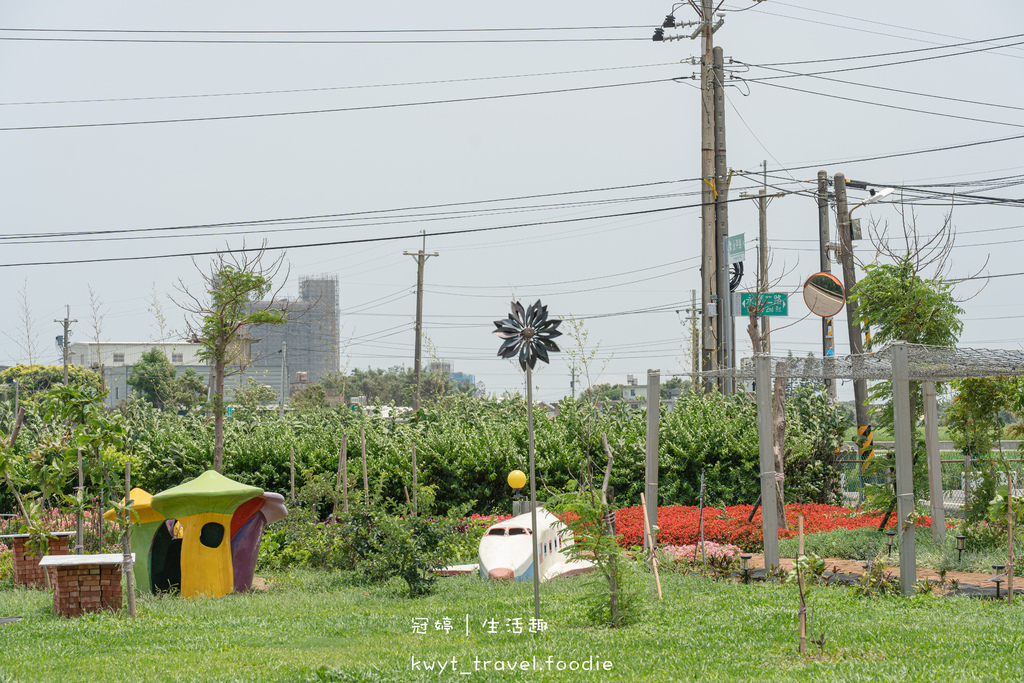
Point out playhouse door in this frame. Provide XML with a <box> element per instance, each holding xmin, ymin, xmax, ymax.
<box><xmin>180</xmin><ymin>512</ymin><xmax>234</xmax><ymax>598</ymax></box>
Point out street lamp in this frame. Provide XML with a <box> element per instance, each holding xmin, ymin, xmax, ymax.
<box><xmin>849</xmin><ymin>187</ymin><xmax>894</xmax><ymax>240</ymax></box>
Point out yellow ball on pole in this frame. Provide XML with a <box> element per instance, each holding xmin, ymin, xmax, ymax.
<box><xmin>507</xmin><ymin>470</ymin><xmax>527</xmax><ymax>490</ymax></box>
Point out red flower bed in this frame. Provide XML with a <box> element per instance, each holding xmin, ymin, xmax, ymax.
<box><xmin>615</xmin><ymin>503</ymin><xmax>933</xmax><ymax>552</ymax></box>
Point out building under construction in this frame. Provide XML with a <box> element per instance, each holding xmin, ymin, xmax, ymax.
<box><xmin>247</xmin><ymin>275</ymin><xmax>340</xmax><ymax>390</ymax></box>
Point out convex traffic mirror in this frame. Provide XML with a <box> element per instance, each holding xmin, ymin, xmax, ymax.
<box><xmin>802</xmin><ymin>272</ymin><xmax>846</xmax><ymax>317</ymax></box>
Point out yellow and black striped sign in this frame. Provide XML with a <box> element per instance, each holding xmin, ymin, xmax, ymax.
<box><xmin>859</xmin><ymin>424</ymin><xmax>874</xmax><ymax>471</ymax></box>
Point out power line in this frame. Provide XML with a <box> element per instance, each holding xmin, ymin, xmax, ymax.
<box><xmin>0</xmin><ymin>62</ymin><xmax>680</xmax><ymax>107</ymax></box>
<box><xmin>0</xmin><ymin>25</ymin><xmax>652</xmax><ymax>35</ymax></box>
<box><xmin>0</xmin><ymin>78</ymin><xmax>676</xmax><ymax>132</ymax></box>
<box><xmin>0</xmin><ymin>35</ymin><xmax>648</xmax><ymax>45</ymax></box>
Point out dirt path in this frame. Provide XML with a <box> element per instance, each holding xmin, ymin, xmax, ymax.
<box><xmin>748</xmin><ymin>554</ymin><xmax>1008</xmax><ymax>587</ymax></box>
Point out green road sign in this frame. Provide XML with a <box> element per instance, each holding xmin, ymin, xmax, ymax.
<box><xmin>727</xmin><ymin>233</ymin><xmax>745</xmax><ymax>264</ymax></box>
<box><xmin>738</xmin><ymin>292</ymin><xmax>788</xmax><ymax>316</ymax></box>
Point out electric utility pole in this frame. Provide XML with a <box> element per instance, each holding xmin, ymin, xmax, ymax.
<box><xmin>835</xmin><ymin>174</ymin><xmax>868</xmax><ymax>429</ymax></box>
<box><xmin>404</xmin><ymin>233</ymin><xmax>437</xmax><ymax>411</ymax></box>
<box><xmin>739</xmin><ymin>162</ymin><xmax>785</xmax><ymax>355</ymax></box>
<box><xmin>817</xmin><ymin>171</ymin><xmax>837</xmax><ymax>401</ymax></box>
<box><xmin>279</xmin><ymin>340</ymin><xmax>287</xmax><ymax>417</ymax></box>
<box><xmin>700</xmin><ymin>0</ymin><xmax>718</xmax><ymax>391</ymax></box>
<box><xmin>713</xmin><ymin>45</ymin><xmax>732</xmax><ymax>393</ymax></box>
<box><xmin>55</xmin><ymin>305</ymin><xmax>77</xmax><ymax>384</ymax></box>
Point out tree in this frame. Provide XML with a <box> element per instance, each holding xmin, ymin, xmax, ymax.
<box><xmin>852</xmin><ymin>220</ymin><xmax>965</xmax><ymax>515</ymax></box>
<box><xmin>291</xmin><ymin>383</ymin><xmax>327</xmax><ymax>412</ymax></box>
<box><xmin>128</xmin><ymin>348</ymin><xmax>177</xmax><ymax>410</ymax></box>
<box><xmin>175</xmin><ymin>249</ymin><xmax>287</xmax><ymax>472</ymax></box>
<box><xmin>0</xmin><ymin>365</ymin><xmax>101</xmax><ymax>405</ymax></box>
<box><xmin>169</xmin><ymin>369</ymin><xmax>205</xmax><ymax>412</ymax></box>
<box><xmin>2</xmin><ymin>279</ymin><xmax>41</xmax><ymax>364</ymax></box>
<box><xmin>233</xmin><ymin>377</ymin><xmax>277</xmax><ymax>414</ymax></box>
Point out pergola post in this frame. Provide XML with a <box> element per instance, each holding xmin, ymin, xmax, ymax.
<box><xmin>923</xmin><ymin>381</ymin><xmax>945</xmax><ymax>544</ymax></box>
<box><xmin>892</xmin><ymin>342</ymin><xmax>917</xmax><ymax>596</ymax></box>
<box><xmin>755</xmin><ymin>355</ymin><xmax>780</xmax><ymax>568</ymax></box>
<box><xmin>644</xmin><ymin>369</ymin><xmax>661</xmax><ymax>551</ymax></box>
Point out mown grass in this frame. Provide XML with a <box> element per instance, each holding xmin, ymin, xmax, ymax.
<box><xmin>2</xmin><ymin>569</ymin><xmax>1024</xmax><ymax>682</ymax></box>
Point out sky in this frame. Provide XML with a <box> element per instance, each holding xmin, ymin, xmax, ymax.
<box><xmin>1</xmin><ymin>1</ymin><xmax>1023</xmax><ymax>403</ymax></box>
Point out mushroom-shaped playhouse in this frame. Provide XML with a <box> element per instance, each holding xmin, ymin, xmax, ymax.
<box><xmin>107</xmin><ymin>470</ymin><xmax>287</xmax><ymax>598</ymax></box>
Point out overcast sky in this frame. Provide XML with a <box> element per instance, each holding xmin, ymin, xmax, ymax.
<box><xmin>1</xmin><ymin>1</ymin><xmax>1023</xmax><ymax>402</ymax></box>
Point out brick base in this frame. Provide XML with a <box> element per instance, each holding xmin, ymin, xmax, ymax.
<box><xmin>51</xmin><ymin>565</ymin><xmax>123</xmax><ymax>617</ymax></box>
<box><xmin>12</xmin><ymin>537</ymin><xmax>69</xmax><ymax>588</ymax></box>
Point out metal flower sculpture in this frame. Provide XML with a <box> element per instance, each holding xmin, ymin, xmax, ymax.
<box><xmin>492</xmin><ymin>300</ymin><xmax>562</xmax><ymax>370</ymax></box>
<box><xmin>492</xmin><ymin>298</ymin><xmax>560</xmax><ymax>623</ymax></box>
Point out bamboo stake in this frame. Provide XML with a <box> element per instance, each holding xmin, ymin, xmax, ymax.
<box><xmin>361</xmin><ymin>426</ymin><xmax>368</xmax><ymax>504</ymax></box>
<box><xmin>640</xmin><ymin>492</ymin><xmax>663</xmax><ymax>600</ymax></box>
<box><xmin>75</xmin><ymin>449</ymin><xmax>84</xmax><ymax>555</ymax></box>
<box><xmin>1008</xmin><ymin>477</ymin><xmax>1014</xmax><ymax>606</ymax></box>
<box><xmin>798</xmin><ymin>514</ymin><xmax>806</xmax><ymax>654</ymax></box>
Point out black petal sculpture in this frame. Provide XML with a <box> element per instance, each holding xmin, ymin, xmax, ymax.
<box><xmin>493</xmin><ymin>299</ymin><xmax>562</xmax><ymax>370</ymax></box>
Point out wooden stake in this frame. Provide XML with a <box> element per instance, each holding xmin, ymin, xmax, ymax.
<box><xmin>640</xmin><ymin>492</ymin><xmax>663</xmax><ymax>600</ymax></box>
<box><xmin>798</xmin><ymin>514</ymin><xmax>806</xmax><ymax>654</ymax></box>
<box><xmin>289</xmin><ymin>445</ymin><xmax>295</xmax><ymax>502</ymax></box>
<box><xmin>1008</xmin><ymin>476</ymin><xmax>1014</xmax><ymax>606</ymax></box>
<box><xmin>342</xmin><ymin>435</ymin><xmax>349</xmax><ymax>513</ymax></box>
<box><xmin>332</xmin><ymin>435</ymin><xmax>347</xmax><ymax>518</ymax></box>
<box><xmin>123</xmin><ymin>460</ymin><xmax>137</xmax><ymax>618</ymax></box>
<box><xmin>411</xmin><ymin>444</ymin><xmax>417</xmax><ymax>515</ymax></box>
<box><xmin>361</xmin><ymin>426</ymin><xmax>368</xmax><ymax>504</ymax></box>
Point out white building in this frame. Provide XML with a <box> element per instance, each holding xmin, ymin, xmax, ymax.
<box><xmin>68</xmin><ymin>342</ymin><xmax>204</xmax><ymax>370</ymax></box>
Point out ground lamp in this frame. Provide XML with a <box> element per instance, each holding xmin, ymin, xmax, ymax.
<box><xmin>992</xmin><ymin>565</ymin><xmax>1007</xmax><ymax>599</ymax></box>
<box><xmin>955</xmin><ymin>535</ymin><xmax>967</xmax><ymax>562</ymax></box>
<box><xmin>740</xmin><ymin>554</ymin><xmax>752</xmax><ymax>584</ymax></box>
<box><xmin>494</xmin><ymin>299</ymin><xmax>561</xmax><ymax>621</ymax></box>
<box><xmin>885</xmin><ymin>530</ymin><xmax>896</xmax><ymax>557</ymax></box>
<box><xmin>508</xmin><ymin>469</ymin><xmax>527</xmax><ymax>517</ymax></box>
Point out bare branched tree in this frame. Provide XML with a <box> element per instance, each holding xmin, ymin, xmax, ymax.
<box><xmin>171</xmin><ymin>245</ymin><xmax>290</xmax><ymax>471</ymax></box>
<box><xmin>2</xmin><ymin>278</ymin><xmax>40</xmax><ymax>364</ymax></box>
<box><xmin>146</xmin><ymin>283</ymin><xmax>171</xmax><ymax>344</ymax></box>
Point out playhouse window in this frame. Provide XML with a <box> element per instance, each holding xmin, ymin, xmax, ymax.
<box><xmin>199</xmin><ymin>522</ymin><xmax>225</xmax><ymax>549</ymax></box>
<box><xmin>487</xmin><ymin>528</ymin><xmax>506</xmax><ymax>536</ymax></box>
<box><xmin>507</xmin><ymin>528</ymin><xmax>529</xmax><ymax>536</ymax></box>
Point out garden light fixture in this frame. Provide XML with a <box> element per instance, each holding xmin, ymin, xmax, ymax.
<box><xmin>992</xmin><ymin>565</ymin><xmax>1006</xmax><ymax>599</ymax></box>
<box><xmin>955</xmin><ymin>535</ymin><xmax>966</xmax><ymax>562</ymax></box>
<box><xmin>885</xmin><ymin>530</ymin><xmax>896</xmax><ymax>557</ymax></box>
<box><xmin>740</xmin><ymin>554</ymin><xmax>752</xmax><ymax>584</ymax></box>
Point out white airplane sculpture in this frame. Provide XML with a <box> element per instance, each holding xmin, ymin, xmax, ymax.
<box><xmin>477</xmin><ymin>507</ymin><xmax>594</xmax><ymax>582</ymax></box>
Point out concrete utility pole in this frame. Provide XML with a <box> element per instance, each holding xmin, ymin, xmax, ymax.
<box><xmin>699</xmin><ymin>0</ymin><xmax>718</xmax><ymax>390</ymax></box>
<box><xmin>712</xmin><ymin>45</ymin><xmax>732</xmax><ymax>394</ymax></box>
<box><xmin>835</xmin><ymin>174</ymin><xmax>869</xmax><ymax>429</ymax></box>
<box><xmin>55</xmin><ymin>305</ymin><xmax>77</xmax><ymax>384</ymax></box>
<box><xmin>404</xmin><ymin>233</ymin><xmax>438</xmax><ymax>411</ymax></box>
<box><xmin>757</xmin><ymin>162</ymin><xmax>769</xmax><ymax>355</ymax></box>
<box><xmin>817</xmin><ymin>171</ymin><xmax>836</xmax><ymax>401</ymax></box>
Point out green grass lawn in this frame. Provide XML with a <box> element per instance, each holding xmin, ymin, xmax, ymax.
<box><xmin>2</xmin><ymin>570</ymin><xmax>1024</xmax><ymax>682</ymax></box>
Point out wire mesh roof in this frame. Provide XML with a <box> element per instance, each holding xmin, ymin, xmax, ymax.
<box><xmin>691</xmin><ymin>343</ymin><xmax>1024</xmax><ymax>381</ymax></box>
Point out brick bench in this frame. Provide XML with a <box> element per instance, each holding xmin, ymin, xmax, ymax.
<box><xmin>0</xmin><ymin>532</ymin><xmax>75</xmax><ymax>588</ymax></box>
<box><xmin>38</xmin><ymin>554</ymin><xmax>133</xmax><ymax>618</ymax></box>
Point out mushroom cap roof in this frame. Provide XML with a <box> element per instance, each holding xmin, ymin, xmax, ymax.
<box><xmin>151</xmin><ymin>470</ymin><xmax>263</xmax><ymax>518</ymax></box>
<box><xmin>103</xmin><ymin>488</ymin><xmax>165</xmax><ymax>524</ymax></box>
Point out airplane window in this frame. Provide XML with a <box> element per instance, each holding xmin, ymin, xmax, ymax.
<box><xmin>487</xmin><ymin>529</ymin><xmax>506</xmax><ymax>536</ymax></box>
<box><xmin>507</xmin><ymin>528</ymin><xmax>528</xmax><ymax>536</ymax></box>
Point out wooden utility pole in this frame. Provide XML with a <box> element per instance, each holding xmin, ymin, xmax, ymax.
<box><xmin>404</xmin><ymin>233</ymin><xmax>437</xmax><ymax>411</ymax></box>
<box><xmin>699</xmin><ymin>0</ymin><xmax>717</xmax><ymax>390</ymax></box>
<box><xmin>54</xmin><ymin>306</ymin><xmax>77</xmax><ymax>384</ymax></box>
<box><xmin>835</xmin><ymin>174</ymin><xmax>869</xmax><ymax>429</ymax></box>
<box><xmin>817</xmin><ymin>171</ymin><xmax>836</xmax><ymax>401</ymax></box>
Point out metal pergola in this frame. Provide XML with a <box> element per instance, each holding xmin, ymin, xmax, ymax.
<box><xmin>698</xmin><ymin>342</ymin><xmax>1024</xmax><ymax>596</ymax></box>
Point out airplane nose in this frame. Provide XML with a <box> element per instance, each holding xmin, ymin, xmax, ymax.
<box><xmin>488</xmin><ymin>568</ymin><xmax>514</xmax><ymax>581</ymax></box>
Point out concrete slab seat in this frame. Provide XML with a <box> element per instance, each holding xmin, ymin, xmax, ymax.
<box><xmin>0</xmin><ymin>532</ymin><xmax>75</xmax><ymax>588</ymax></box>
<box><xmin>38</xmin><ymin>554</ymin><xmax>133</xmax><ymax>618</ymax></box>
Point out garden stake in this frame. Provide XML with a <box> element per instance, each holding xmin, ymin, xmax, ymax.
<box><xmin>798</xmin><ymin>514</ymin><xmax>806</xmax><ymax>655</ymax></box>
<box><xmin>1008</xmin><ymin>478</ymin><xmax>1014</xmax><ymax>606</ymax></box>
<box><xmin>123</xmin><ymin>459</ymin><xmax>136</xmax><ymax>618</ymax></box>
<box><xmin>699</xmin><ymin>468</ymin><xmax>706</xmax><ymax>570</ymax></box>
<box><xmin>75</xmin><ymin>448</ymin><xmax>84</xmax><ymax>555</ymax></box>
<box><xmin>361</xmin><ymin>427</ymin><xmax>368</xmax><ymax>504</ymax></box>
<box><xmin>412</xmin><ymin>444</ymin><xmax>418</xmax><ymax>516</ymax></box>
<box><xmin>290</xmin><ymin>445</ymin><xmax>295</xmax><ymax>502</ymax></box>
<box><xmin>342</xmin><ymin>436</ymin><xmax>349</xmax><ymax>514</ymax></box>
<box><xmin>333</xmin><ymin>435</ymin><xmax>347</xmax><ymax>518</ymax></box>
<box><xmin>640</xmin><ymin>492</ymin><xmax>662</xmax><ymax>600</ymax></box>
